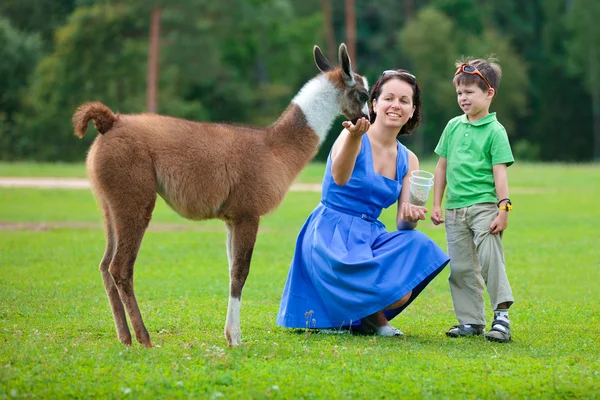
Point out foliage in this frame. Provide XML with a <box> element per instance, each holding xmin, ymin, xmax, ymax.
<box><xmin>399</xmin><ymin>7</ymin><xmax>459</xmax><ymax>153</ymax></box>
<box><xmin>0</xmin><ymin>162</ymin><xmax>599</xmax><ymax>397</ymax></box>
<box><xmin>462</xmin><ymin>28</ymin><xmax>529</xmax><ymax>137</ymax></box>
<box><xmin>0</xmin><ymin>18</ymin><xmax>42</xmax><ymax>160</ymax></box>
<box><xmin>13</xmin><ymin>3</ymin><xmax>148</xmax><ymax>161</ymax></box>
<box><xmin>565</xmin><ymin>0</ymin><xmax>600</xmax><ymax>160</ymax></box>
<box><xmin>0</xmin><ymin>0</ymin><xmax>75</xmax><ymax>50</ymax></box>
<box><xmin>399</xmin><ymin>6</ymin><xmax>528</xmax><ymax>154</ymax></box>
<box><xmin>0</xmin><ymin>0</ymin><xmax>599</xmax><ymax>161</ymax></box>
<box><xmin>7</xmin><ymin>0</ymin><xmax>322</xmax><ymax>161</ymax></box>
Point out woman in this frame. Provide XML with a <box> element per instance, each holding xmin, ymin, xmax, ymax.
<box><xmin>277</xmin><ymin>70</ymin><xmax>450</xmax><ymax>336</ymax></box>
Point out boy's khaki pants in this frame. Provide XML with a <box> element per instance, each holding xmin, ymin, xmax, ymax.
<box><xmin>445</xmin><ymin>203</ymin><xmax>514</xmax><ymax>326</ymax></box>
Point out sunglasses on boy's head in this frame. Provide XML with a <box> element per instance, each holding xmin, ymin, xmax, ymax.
<box><xmin>454</xmin><ymin>64</ymin><xmax>492</xmax><ymax>90</ymax></box>
<box><xmin>381</xmin><ymin>70</ymin><xmax>416</xmax><ymax>80</ymax></box>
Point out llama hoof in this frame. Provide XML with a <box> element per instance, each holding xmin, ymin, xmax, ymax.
<box><xmin>119</xmin><ymin>335</ymin><xmax>132</xmax><ymax>346</ymax></box>
<box><xmin>225</xmin><ymin>326</ymin><xmax>241</xmax><ymax>347</ymax></box>
<box><xmin>135</xmin><ymin>331</ymin><xmax>152</xmax><ymax>347</ymax></box>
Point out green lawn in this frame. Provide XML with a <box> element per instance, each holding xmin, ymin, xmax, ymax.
<box><xmin>1</xmin><ymin>162</ymin><xmax>599</xmax><ymax>399</ymax></box>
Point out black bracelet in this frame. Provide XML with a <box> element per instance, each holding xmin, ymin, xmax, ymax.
<box><xmin>497</xmin><ymin>198</ymin><xmax>511</xmax><ymax>207</ymax></box>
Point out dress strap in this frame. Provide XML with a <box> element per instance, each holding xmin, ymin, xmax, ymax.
<box><xmin>396</xmin><ymin>141</ymin><xmax>409</xmax><ymax>181</ymax></box>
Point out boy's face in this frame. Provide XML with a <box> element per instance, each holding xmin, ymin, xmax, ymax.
<box><xmin>455</xmin><ymin>83</ymin><xmax>494</xmax><ymax>121</ymax></box>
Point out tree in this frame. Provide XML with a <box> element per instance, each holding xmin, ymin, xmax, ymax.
<box><xmin>0</xmin><ymin>18</ymin><xmax>42</xmax><ymax>160</ymax></box>
<box><xmin>566</xmin><ymin>0</ymin><xmax>600</xmax><ymax>160</ymax></box>
<box><xmin>522</xmin><ymin>0</ymin><xmax>594</xmax><ymax>161</ymax></box>
<box><xmin>14</xmin><ymin>2</ymin><xmax>149</xmax><ymax>160</ymax></box>
<box><xmin>345</xmin><ymin>0</ymin><xmax>356</xmax><ymax>64</ymax></box>
<box><xmin>321</xmin><ymin>0</ymin><xmax>336</xmax><ymax>61</ymax></box>
<box><xmin>462</xmin><ymin>29</ymin><xmax>529</xmax><ymax>138</ymax></box>
<box><xmin>12</xmin><ymin>0</ymin><xmax>324</xmax><ymax>160</ymax></box>
<box><xmin>398</xmin><ymin>7</ymin><xmax>460</xmax><ymax>154</ymax></box>
<box><xmin>146</xmin><ymin>7</ymin><xmax>161</xmax><ymax>113</ymax></box>
<box><xmin>399</xmin><ymin>5</ymin><xmax>528</xmax><ymax>157</ymax></box>
<box><xmin>0</xmin><ymin>0</ymin><xmax>75</xmax><ymax>50</ymax></box>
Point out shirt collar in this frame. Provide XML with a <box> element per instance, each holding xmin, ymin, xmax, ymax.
<box><xmin>459</xmin><ymin>112</ymin><xmax>497</xmax><ymax>126</ymax></box>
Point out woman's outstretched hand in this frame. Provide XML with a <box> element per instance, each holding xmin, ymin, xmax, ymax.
<box><xmin>342</xmin><ymin>117</ymin><xmax>370</xmax><ymax>138</ymax></box>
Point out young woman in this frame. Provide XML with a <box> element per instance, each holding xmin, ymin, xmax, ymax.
<box><xmin>277</xmin><ymin>70</ymin><xmax>450</xmax><ymax>336</ymax></box>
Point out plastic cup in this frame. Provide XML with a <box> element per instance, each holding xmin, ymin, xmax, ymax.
<box><xmin>409</xmin><ymin>176</ymin><xmax>433</xmax><ymax>206</ymax></box>
<box><xmin>411</xmin><ymin>170</ymin><xmax>434</xmax><ymax>181</ymax></box>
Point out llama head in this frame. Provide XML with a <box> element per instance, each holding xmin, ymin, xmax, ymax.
<box><xmin>314</xmin><ymin>43</ymin><xmax>369</xmax><ymax>124</ymax></box>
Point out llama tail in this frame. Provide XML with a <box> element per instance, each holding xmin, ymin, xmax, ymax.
<box><xmin>73</xmin><ymin>102</ymin><xmax>118</xmax><ymax>138</ymax></box>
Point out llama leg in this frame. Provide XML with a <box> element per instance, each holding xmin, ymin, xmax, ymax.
<box><xmin>99</xmin><ymin>201</ymin><xmax>131</xmax><ymax>345</ymax></box>
<box><xmin>224</xmin><ymin>216</ymin><xmax>260</xmax><ymax>347</ymax></box>
<box><xmin>109</xmin><ymin>196</ymin><xmax>156</xmax><ymax>347</ymax></box>
<box><xmin>225</xmin><ymin>221</ymin><xmax>233</xmax><ymax>274</ymax></box>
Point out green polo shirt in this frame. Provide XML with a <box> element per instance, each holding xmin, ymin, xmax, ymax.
<box><xmin>434</xmin><ymin>113</ymin><xmax>514</xmax><ymax>209</ymax></box>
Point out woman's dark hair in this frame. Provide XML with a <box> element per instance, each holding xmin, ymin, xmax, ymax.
<box><xmin>368</xmin><ymin>69</ymin><xmax>421</xmax><ymax>136</ymax></box>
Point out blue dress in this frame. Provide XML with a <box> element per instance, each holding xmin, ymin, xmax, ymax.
<box><xmin>277</xmin><ymin>134</ymin><xmax>450</xmax><ymax>329</ymax></box>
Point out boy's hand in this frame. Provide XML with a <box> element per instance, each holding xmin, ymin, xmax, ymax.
<box><xmin>490</xmin><ymin>211</ymin><xmax>508</xmax><ymax>233</ymax></box>
<box><xmin>342</xmin><ymin>117</ymin><xmax>370</xmax><ymax>138</ymax></box>
<box><xmin>431</xmin><ymin>206</ymin><xmax>445</xmax><ymax>225</ymax></box>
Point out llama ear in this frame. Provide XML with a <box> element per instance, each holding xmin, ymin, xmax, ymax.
<box><xmin>338</xmin><ymin>43</ymin><xmax>355</xmax><ymax>87</ymax></box>
<box><xmin>314</xmin><ymin>45</ymin><xmax>335</xmax><ymax>73</ymax></box>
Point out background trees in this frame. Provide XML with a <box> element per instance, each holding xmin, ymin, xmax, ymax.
<box><xmin>0</xmin><ymin>0</ymin><xmax>597</xmax><ymax>161</ymax></box>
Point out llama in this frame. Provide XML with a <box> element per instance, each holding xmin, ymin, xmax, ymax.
<box><xmin>73</xmin><ymin>43</ymin><xmax>369</xmax><ymax>347</ymax></box>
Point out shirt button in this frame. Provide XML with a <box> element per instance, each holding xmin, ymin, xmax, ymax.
<box><xmin>465</xmin><ymin>133</ymin><xmax>469</xmax><ymax>136</ymax></box>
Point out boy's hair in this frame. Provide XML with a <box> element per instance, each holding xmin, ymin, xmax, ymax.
<box><xmin>453</xmin><ymin>56</ymin><xmax>502</xmax><ymax>97</ymax></box>
<box><xmin>368</xmin><ymin>69</ymin><xmax>421</xmax><ymax>136</ymax></box>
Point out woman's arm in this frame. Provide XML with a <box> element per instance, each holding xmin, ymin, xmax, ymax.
<box><xmin>330</xmin><ymin>117</ymin><xmax>370</xmax><ymax>186</ymax></box>
<box><xmin>396</xmin><ymin>150</ymin><xmax>427</xmax><ymax>230</ymax></box>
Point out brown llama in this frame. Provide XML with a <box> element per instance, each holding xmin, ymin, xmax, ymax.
<box><xmin>73</xmin><ymin>43</ymin><xmax>369</xmax><ymax>347</ymax></box>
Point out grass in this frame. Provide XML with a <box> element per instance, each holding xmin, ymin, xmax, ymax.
<box><xmin>1</xmin><ymin>162</ymin><xmax>599</xmax><ymax>399</ymax></box>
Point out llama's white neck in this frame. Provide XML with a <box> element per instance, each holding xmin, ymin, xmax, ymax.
<box><xmin>291</xmin><ymin>75</ymin><xmax>340</xmax><ymax>144</ymax></box>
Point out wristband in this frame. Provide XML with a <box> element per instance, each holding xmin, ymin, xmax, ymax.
<box><xmin>497</xmin><ymin>198</ymin><xmax>512</xmax><ymax>211</ymax></box>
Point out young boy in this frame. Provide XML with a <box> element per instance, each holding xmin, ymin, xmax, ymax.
<box><xmin>431</xmin><ymin>57</ymin><xmax>514</xmax><ymax>343</ymax></box>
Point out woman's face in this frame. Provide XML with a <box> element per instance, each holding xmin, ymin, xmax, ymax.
<box><xmin>372</xmin><ymin>78</ymin><xmax>415</xmax><ymax>129</ymax></box>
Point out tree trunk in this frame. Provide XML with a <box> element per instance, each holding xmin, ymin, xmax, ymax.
<box><xmin>321</xmin><ymin>0</ymin><xmax>336</xmax><ymax>62</ymax></box>
<box><xmin>404</xmin><ymin>0</ymin><xmax>413</xmax><ymax>19</ymax></box>
<box><xmin>345</xmin><ymin>0</ymin><xmax>356</xmax><ymax>65</ymax></box>
<box><xmin>146</xmin><ymin>7</ymin><xmax>161</xmax><ymax>113</ymax></box>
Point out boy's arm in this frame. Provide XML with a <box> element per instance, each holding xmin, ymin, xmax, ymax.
<box><xmin>490</xmin><ymin>163</ymin><xmax>510</xmax><ymax>233</ymax></box>
<box><xmin>431</xmin><ymin>157</ymin><xmax>447</xmax><ymax>225</ymax></box>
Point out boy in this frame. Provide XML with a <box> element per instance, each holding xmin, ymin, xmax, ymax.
<box><xmin>431</xmin><ymin>57</ymin><xmax>514</xmax><ymax>343</ymax></box>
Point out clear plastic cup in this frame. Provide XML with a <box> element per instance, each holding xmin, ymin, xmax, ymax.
<box><xmin>409</xmin><ymin>176</ymin><xmax>434</xmax><ymax>206</ymax></box>
<box><xmin>410</xmin><ymin>170</ymin><xmax>434</xmax><ymax>181</ymax></box>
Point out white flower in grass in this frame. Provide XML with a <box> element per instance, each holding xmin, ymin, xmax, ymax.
<box><xmin>121</xmin><ymin>388</ymin><xmax>132</xmax><ymax>395</ymax></box>
<box><xmin>212</xmin><ymin>392</ymin><xmax>224</xmax><ymax>399</ymax></box>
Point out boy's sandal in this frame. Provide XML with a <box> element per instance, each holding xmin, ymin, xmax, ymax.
<box><xmin>484</xmin><ymin>319</ymin><xmax>511</xmax><ymax>343</ymax></box>
<box><xmin>445</xmin><ymin>324</ymin><xmax>484</xmax><ymax>337</ymax></box>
